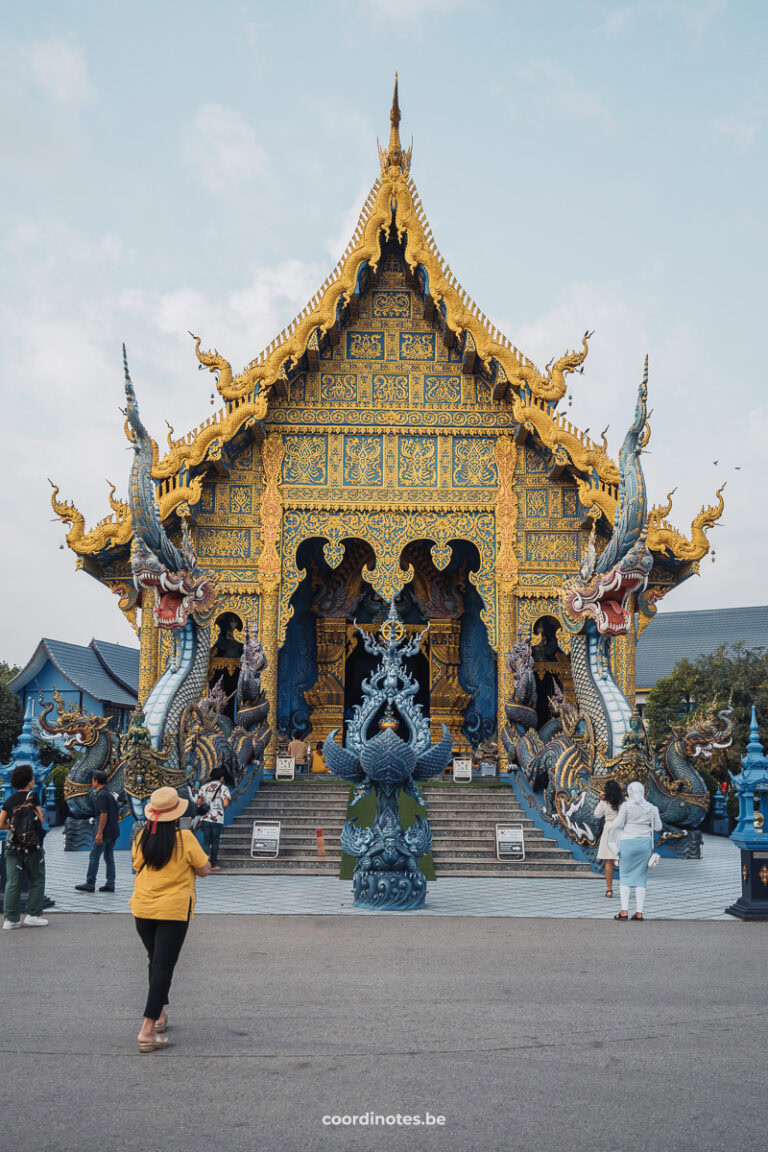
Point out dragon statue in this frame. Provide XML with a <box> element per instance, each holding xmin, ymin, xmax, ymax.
<box><xmin>649</xmin><ymin>705</ymin><xmax>734</xmax><ymax>830</ymax></box>
<box><xmin>119</xmin><ymin>348</ymin><xmax>218</xmax><ymax>816</ymax></box>
<box><xmin>323</xmin><ymin>600</ymin><xmax>453</xmax><ymax>909</ymax></box>
<box><xmin>38</xmin><ymin>689</ymin><xmax>121</xmax><ymax>848</ymax></box>
<box><xmin>181</xmin><ymin>626</ymin><xmax>272</xmax><ymax>786</ymax></box>
<box><xmin>503</xmin><ymin>361</ymin><xmax>727</xmax><ymax>861</ymax></box>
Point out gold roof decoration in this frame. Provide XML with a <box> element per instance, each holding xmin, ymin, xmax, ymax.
<box><xmin>53</xmin><ymin>79</ymin><xmax>724</xmax><ymax>567</ymax></box>
<box><xmin>378</xmin><ymin>73</ymin><xmax>412</xmax><ymax>176</ymax></box>
<box><xmin>50</xmin><ymin>471</ymin><xmax>206</xmax><ymax>559</ymax></box>
<box><xmin>647</xmin><ymin>483</ymin><xmax>726</xmax><ymax>561</ymax></box>
<box><xmin>50</xmin><ymin>479</ymin><xmax>133</xmax><ymax>556</ymax></box>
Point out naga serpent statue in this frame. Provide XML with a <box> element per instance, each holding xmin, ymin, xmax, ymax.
<box><xmin>40</xmin><ymin>689</ymin><xmax>121</xmax><ymax>848</ymax></box>
<box><xmin>119</xmin><ymin>348</ymin><xmax>218</xmax><ymax>816</ymax></box>
<box><xmin>181</xmin><ymin>626</ymin><xmax>272</xmax><ymax>787</ymax></box>
<box><xmin>503</xmin><ymin>361</ymin><xmax>728</xmax><ymax>860</ymax></box>
<box><xmin>323</xmin><ymin>600</ymin><xmax>453</xmax><ymax>910</ymax></box>
<box><xmin>649</xmin><ymin>705</ymin><xmax>734</xmax><ymax>830</ymax></box>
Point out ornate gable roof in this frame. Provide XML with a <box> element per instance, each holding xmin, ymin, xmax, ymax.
<box><xmin>52</xmin><ymin>78</ymin><xmax>724</xmax><ymax>569</ymax></box>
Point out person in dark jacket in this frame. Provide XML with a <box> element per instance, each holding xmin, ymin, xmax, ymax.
<box><xmin>1</xmin><ymin>763</ymin><xmax>48</xmax><ymax>928</ymax></box>
<box><xmin>75</xmin><ymin>771</ymin><xmax>121</xmax><ymax>893</ymax></box>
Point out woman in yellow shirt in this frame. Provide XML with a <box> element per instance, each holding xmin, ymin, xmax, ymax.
<box><xmin>130</xmin><ymin>787</ymin><xmax>211</xmax><ymax>1053</ymax></box>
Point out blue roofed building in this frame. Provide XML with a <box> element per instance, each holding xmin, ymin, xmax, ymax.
<box><xmin>635</xmin><ymin>606</ymin><xmax>768</xmax><ymax>710</ymax></box>
<box><xmin>8</xmin><ymin>638</ymin><xmax>139</xmax><ymax>731</ymax></box>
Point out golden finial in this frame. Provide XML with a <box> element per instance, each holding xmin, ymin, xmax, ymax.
<box><xmin>379</xmin><ymin>73</ymin><xmax>412</xmax><ymax>175</ymax></box>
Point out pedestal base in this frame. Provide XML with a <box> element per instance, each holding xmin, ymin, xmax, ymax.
<box><xmin>725</xmin><ymin>897</ymin><xmax>768</xmax><ymax>920</ymax></box>
<box><xmin>725</xmin><ymin>848</ymin><xmax>768</xmax><ymax>919</ymax></box>
<box><xmin>352</xmin><ymin>867</ymin><xmax>427</xmax><ymax>910</ymax></box>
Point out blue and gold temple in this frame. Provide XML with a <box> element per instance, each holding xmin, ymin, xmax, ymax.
<box><xmin>51</xmin><ymin>80</ymin><xmax>724</xmax><ymax>777</ymax></box>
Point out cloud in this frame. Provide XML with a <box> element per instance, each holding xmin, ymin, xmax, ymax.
<box><xmin>517</xmin><ymin>60</ymin><xmax>615</xmax><ymax>129</ymax></box>
<box><xmin>182</xmin><ymin>104</ymin><xmax>269</xmax><ymax>195</ymax></box>
<box><xmin>23</xmin><ymin>37</ymin><xmax>94</xmax><ymax>106</ymax></box>
<box><xmin>600</xmin><ymin>1</ymin><xmax>725</xmax><ymax>43</ymax></box>
<box><xmin>0</xmin><ymin>207</ymin><xmax>330</xmax><ymax>662</ymax></box>
<box><xmin>713</xmin><ymin>109</ymin><xmax>764</xmax><ymax>150</ymax></box>
<box><xmin>325</xmin><ymin>183</ymin><xmax>372</xmax><ymax>263</ymax></box>
<box><xmin>368</xmin><ymin>0</ymin><xmax>472</xmax><ymax>16</ymax></box>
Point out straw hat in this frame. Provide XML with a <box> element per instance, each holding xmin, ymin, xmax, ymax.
<box><xmin>144</xmin><ymin>786</ymin><xmax>188</xmax><ymax>826</ymax></box>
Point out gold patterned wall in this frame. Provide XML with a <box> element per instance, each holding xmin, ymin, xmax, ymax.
<box><xmin>170</xmin><ymin>242</ymin><xmax>597</xmax><ymax>733</ymax></box>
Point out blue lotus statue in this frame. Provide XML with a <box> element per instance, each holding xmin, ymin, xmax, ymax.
<box><xmin>323</xmin><ymin>599</ymin><xmax>453</xmax><ymax>909</ymax></box>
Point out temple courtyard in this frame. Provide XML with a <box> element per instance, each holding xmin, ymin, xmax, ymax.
<box><xmin>38</xmin><ymin>827</ymin><xmax>745</xmax><ymax>919</ymax></box>
<box><xmin>2</xmin><ymin>831</ymin><xmax>766</xmax><ymax>1152</ymax></box>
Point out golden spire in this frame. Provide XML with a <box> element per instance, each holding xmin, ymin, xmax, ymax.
<box><xmin>379</xmin><ymin>73</ymin><xmax>412</xmax><ymax>175</ymax></box>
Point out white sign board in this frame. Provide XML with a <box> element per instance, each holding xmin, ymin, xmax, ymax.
<box><xmin>251</xmin><ymin>821</ymin><xmax>281</xmax><ymax>858</ymax></box>
<box><xmin>275</xmin><ymin>755</ymin><xmax>296</xmax><ymax>781</ymax></box>
<box><xmin>479</xmin><ymin>760</ymin><xmax>497</xmax><ymax>778</ymax></box>
<box><xmin>453</xmin><ymin>758</ymin><xmax>473</xmax><ymax>782</ymax></box>
<box><xmin>496</xmin><ymin>824</ymin><xmax>525</xmax><ymax>861</ymax></box>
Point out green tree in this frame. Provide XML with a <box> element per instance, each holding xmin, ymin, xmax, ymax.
<box><xmin>645</xmin><ymin>643</ymin><xmax>768</xmax><ymax>784</ymax></box>
<box><xmin>0</xmin><ymin>682</ymin><xmax>23</xmax><ymax>762</ymax></box>
<box><xmin>0</xmin><ymin>661</ymin><xmax>20</xmax><ymax>686</ymax></box>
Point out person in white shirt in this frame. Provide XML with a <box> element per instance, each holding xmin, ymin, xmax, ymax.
<box><xmin>607</xmin><ymin>781</ymin><xmax>662</xmax><ymax>921</ymax></box>
<box><xmin>194</xmin><ymin>767</ymin><xmax>231</xmax><ymax>871</ymax></box>
<box><xmin>593</xmin><ymin>779</ymin><xmax>624</xmax><ymax>898</ymax></box>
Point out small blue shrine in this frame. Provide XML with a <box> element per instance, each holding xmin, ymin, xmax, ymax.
<box><xmin>726</xmin><ymin>706</ymin><xmax>768</xmax><ymax>920</ymax></box>
<box><xmin>1</xmin><ymin>697</ymin><xmax>56</xmax><ymax>823</ymax></box>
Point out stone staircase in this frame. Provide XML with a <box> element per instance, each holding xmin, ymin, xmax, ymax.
<box><xmin>218</xmin><ymin>778</ymin><xmax>348</xmax><ymax>874</ymax></box>
<box><xmin>218</xmin><ymin>778</ymin><xmax>592</xmax><ymax>878</ymax></box>
<box><xmin>422</xmin><ymin>784</ymin><xmax>593</xmax><ymax>877</ymax></box>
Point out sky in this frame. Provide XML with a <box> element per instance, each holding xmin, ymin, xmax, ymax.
<box><xmin>1</xmin><ymin>0</ymin><xmax>766</xmax><ymax>666</ymax></box>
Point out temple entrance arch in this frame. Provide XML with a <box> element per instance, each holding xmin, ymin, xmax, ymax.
<box><xmin>530</xmin><ymin>613</ymin><xmax>575</xmax><ymax>727</ymax></box>
<box><xmin>276</xmin><ymin>522</ymin><xmax>496</xmax><ymax>756</ymax></box>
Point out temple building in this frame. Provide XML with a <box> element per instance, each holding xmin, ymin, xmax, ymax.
<box><xmin>51</xmin><ymin>81</ymin><xmax>724</xmax><ymax>774</ymax></box>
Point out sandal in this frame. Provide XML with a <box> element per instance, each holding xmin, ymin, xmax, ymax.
<box><xmin>156</xmin><ymin>1012</ymin><xmax>168</xmax><ymax>1034</ymax></box>
<box><xmin>614</xmin><ymin>911</ymin><xmax>628</xmax><ymax>920</ymax></box>
<box><xmin>138</xmin><ymin>1034</ymin><xmax>169</xmax><ymax>1053</ymax></box>
<box><xmin>631</xmin><ymin>912</ymin><xmax>644</xmax><ymax>921</ymax></box>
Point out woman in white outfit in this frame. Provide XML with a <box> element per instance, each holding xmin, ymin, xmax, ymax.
<box><xmin>607</xmin><ymin>781</ymin><xmax>662</xmax><ymax>921</ymax></box>
<box><xmin>594</xmin><ymin>780</ymin><xmax>624</xmax><ymax>898</ymax></box>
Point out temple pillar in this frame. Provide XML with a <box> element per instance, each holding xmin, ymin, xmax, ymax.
<box><xmin>496</xmin><ymin>581</ymin><xmax>517</xmax><ymax>765</ymax></box>
<box><xmin>304</xmin><ymin>618</ymin><xmax>347</xmax><ymax>744</ymax></box>
<box><xmin>429</xmin><ymin>617</ymin><xmax>471</xmax><ymax>753</ymax></box>
<box><xmin>137</xmin><ymin>588</ymin><xmax>159</xmax><ymax>705</ymax></box>
<box><xmin>494</xmin><ymin>438</ymin><xmax>519</xmax><ymax>769</ymax></box>
<box><xmin>257</xmin><ymin>434</ymin><xmax>286</xmax><ymax>777</ymax></box>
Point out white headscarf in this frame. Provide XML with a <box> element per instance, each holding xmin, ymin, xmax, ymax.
<box><xmin>624</xmin><ymin>780</ymin><xmax>654</xmax><ymax>823</ymax></box>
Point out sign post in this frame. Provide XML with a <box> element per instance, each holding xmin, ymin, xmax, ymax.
<box><xmin>453</xmin><ymin>758</ymin><xmax>473</xmax><ymax>783</ymax></box>
<box><xmin>250</xmin><ymin>821</ymin><xmax>281</xmax><ymax>858</ymax></box>
<box><xmin>275</xmin><ymin>755</ymin><xmax>296</xmax><ymax>781</ymax></box>
<box><xmin>496</xmin><ymin>824</ymin><xmax>525</xmax><ymax>862</ymax></box>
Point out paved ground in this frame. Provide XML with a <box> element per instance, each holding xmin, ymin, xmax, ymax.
<box><xmin>1</xmin><ymin>913</ymin><xmax>766</xmax><ymax>1152</ymax></box>
<box><xmin>41</xmin><ymin>827</ymin><xmax>742</xmax><ymax>919</ymax></box>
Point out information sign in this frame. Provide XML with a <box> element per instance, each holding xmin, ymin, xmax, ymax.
<box><xmin>276</xmin><ymin>755</ymin><xmax>296</xmax><ymax>781</ymax></box>
<box><xmin>453</xmin><ymin>758</ymin><xmax>473</xmax><ymax>782</ymax></box>
<box><xmin>250</xmin><ymin>821</ymin><xmax>281</xmax><ymax>858</ymax></box>
<box><xmin>496</xmin><ymin>824</ymin><xmax>525</xmax><ymax>861</ymax></box>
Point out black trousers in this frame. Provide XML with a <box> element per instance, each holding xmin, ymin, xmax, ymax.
<box><xmin>134</xmin><ymin>916</ymin><xmax>190</xmax><ymax>1021</ymax></box>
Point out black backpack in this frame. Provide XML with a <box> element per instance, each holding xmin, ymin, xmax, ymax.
<box><xmin>8</xmin><ymin>791</ymin><xmax>43</xmax><ymax>856</ymax></box>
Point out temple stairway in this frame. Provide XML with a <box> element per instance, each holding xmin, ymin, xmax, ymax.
<box><xmin>218</xmin><ymin>778</ymin><xmax>348</xmax><ymax>875</ymax></box>
<box><xmin>421</xmin><ymin>784</ymin><xmax>593</xmax><ymax>877</ymax></box>
<box><xmin>218</xmin><ymin>778</ymin><xmax>592</xmax><ymax>878</ymax></box>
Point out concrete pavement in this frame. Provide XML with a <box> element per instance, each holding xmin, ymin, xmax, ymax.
<box><xmin>2</xmin><ymin>913</ymin><xmax>766</xmax><ymax>1152</ymax></box>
